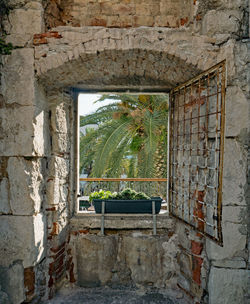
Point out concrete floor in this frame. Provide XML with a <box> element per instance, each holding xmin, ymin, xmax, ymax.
<box><xmin>44</xmin><ymin>286</ymin><xmax>191</xmax><ymax>304</ymax></box>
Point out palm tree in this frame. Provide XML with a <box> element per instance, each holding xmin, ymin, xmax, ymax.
<box><xmin>79</xmin><ymin>94</ymin><xmax>168</xmax><ymax>178</ymax></box>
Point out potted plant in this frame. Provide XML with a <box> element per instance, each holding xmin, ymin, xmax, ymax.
<box><xmin>89</xmin><ymin>188</ymin><xmax>162</xmax><ymax>214</ymax></box>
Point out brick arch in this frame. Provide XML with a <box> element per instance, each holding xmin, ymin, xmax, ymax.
<box><xmin>34</xmin><ymin>27</ymin><xmax>219</xmax><ymax>91</ymax></box>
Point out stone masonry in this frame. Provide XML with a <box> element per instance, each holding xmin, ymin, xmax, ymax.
<box><xmin>0</xmin><ymin>0</ymin><xmax>249</xmax><ymax>303</ymax></box>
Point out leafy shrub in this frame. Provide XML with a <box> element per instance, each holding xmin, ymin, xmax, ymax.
<box><xmin>89</xmin><ymin>188</ymin><xmax>150</xmax><ymax>202</ymax></box>
<box><xmin>89</xmin><ymin>189</ymin><xmax>113</xmax><ymax>203</ymax></box>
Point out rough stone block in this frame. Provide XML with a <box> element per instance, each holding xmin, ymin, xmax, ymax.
<box><xmin>215</xmin><ymin>0</ymin><xmax>246</xmax><ymax>9</ymax></box>
<box><xmin>225</xmin><ymin>86</ymin><xmax>248</xmax><ymax>137</ymax></box>
<box><xmin>123</xmin><ymin>235</ymin><xmax>173</xmax><ymax>287</ymax></box>
<box><xmin>206</xmin><ymin>221</ymin><xmax>247</xmax><ymax>261</ymax></box>
<box><xmin>71</xmin><ymin>214</ymin><xmax>174</xmax><ymax>230</ymax></box>
<box><xmin>1</xmin><ymin>49</ymin><xmax>35</xmax><ymax>106</ymax></box>
<box><xmin>0</xmin><ymin>178</ymin><xmax>10</xmax><ymax>214</ymax></box>
<box><xmin>208</xmin><ymin>267</ymin><xmax>248</xmax><ymax>304</ymax></box>
<box><xmin>0</xmin><ymin>261</ymin><xmax>25</xmax><ymax>304</ymax></box>
<box><xmin>51</xmin><ymin>102</ymin><xmax>69</xmax><ymax>133</ymax></box>
<box><xmin>33</xmin><ymin>108</ymin><xmax>50</xmax><ymax>156</ymax></box>
<box><xmin>76</xmin><ymin>235</ymin><xmax>117</xmax><ymax>287</ymax></box>
<box><xmin>7</xmin><ymin>157</ymin><xmax>43</xmax><ymax>215</ymax></box>
<box><xmin>52</xmin><ymin>132</ymin><xmax>70</xmax><ymax>153</ymax></box>
<box><xmin>212</xmin><ymin>257</ymin><xmax>246</xmax><ymax>269</ymax></box>
<box><xmin>48</xmin><ymin>156</ymin><xmax>70</xmax><ymax>180</ymax></box>
<box><xmin>222</xmin><ymin>139</ymin><xmax>247</xmax><ymax>206</ymax></box>
<box><xmin>0</xmin><ymin>214</ymin><xmax>46</xmax><ymax>268</ymax></box>
<box><xmin>47</xmin><ymin>177</ymin><xmax>60</xmax><ymax>205</ymax></box>
<box><xmin>202</xmin><ymin>10</ymin><xmax>240</xmax><ymax>36</ymax></box>
<box><xmin>46</xmin><ymin>178</ymin><xmax>69</xmax><ymax>208</ymax></box>
<box><xmin>0</xmin><ymin>289</ymin><xmax>9</xmax><ymax>304</ymax></box>
<box><xmin>222</xmin><ymin>206</ymin><xmax>247</xmax><ymax>224</ymax></box>
<box><xmin>4</xmin><ymin>3</ymin><xmax>44</xmax><ymax>46</ymax></box>
<box><xmin>0</xmin><ymin>105</ymin><xmax>48</xmax><ymax>156</ymax></box>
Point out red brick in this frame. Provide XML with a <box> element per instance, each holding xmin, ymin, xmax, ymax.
<box><xmin>79</xmin><ymin>229</ymin><xmax>89</xmax><ymax>234</ymax></box>
<box><xmin>66</xmin><ymin>257</ymin><xmax>73</xmax><ymax>270</ymax></box>
<box><xmin>46</xmin><ymin>207</ymin><xmax>57</xmax><ymax>211</ymax></box>
<box><xmin>24</xmin><ymin>267</ymin><xmax>35</xmax><ymax>299</ymax></box>
<box><xmin>196</xmin><ymin>14</ymin><xmax>202</xmax><ymax>21</ymax></box>
<box><xmin>90</xmin><ymin>18</ymin><xmax>107</xmax><ymax>27</ymax></box>
<box><xmin>33</xmin><ymin>37</ymin><xmax>48</xmax><ymax>45</ymax></box>
<box><xmin>180</xmin><ymin>17</ymin><xmax>188</xmax><ymax>26</ymax></box>
<box><xmin>191</xmin><ymin>241</ymin><xmax>203</xmax><ymax>255</ymax></box>
<box><xmin>192</xmin><ymin>256</ymin><xmax>203</xmax><ymax>285</ymax></box>
<box><xmin>69</xmin><ymin>263</ymin><xmax>76</xmax><ymax>283</ymax></box>
<box><xmin>50</xmin><ymin>222</ymin><xmax>59</xmax><ymax>236</ymax></box>
<box><xmin>50</xmin><ymin>247</ymin><xmax>65</xmax><ymax>260</ymax></box>
<box><xmin>55</xmin><ymin>264</ymin><xmax>64</xmax><ymax>276</ymax></box>
<box><xmin>48</xmin><ymin>276</ymin><xmax>53</xmax><ymax>288</ymax></box>
<box><xmin>33</xmin><ymin>31</ymin><xmax>62</xmax><ymax>45</ymax></box>
<box><xmin>34</xmin><ymin>31</ymin><xmax>62</xmax><ymax>39</ymax></box>
<box><xmin>53</xmin><ymin>255</ymin><xmax>65</xmax><ymax>271</ymax></box>
<box><xmin>51</xmin><ymin>242</ymin><xmax>66</xmax><ymax>253</ymax></box>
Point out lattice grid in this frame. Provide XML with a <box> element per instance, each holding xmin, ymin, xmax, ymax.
<box><xmin>169</xmin><ymin>61</ymin><xmax>226</xmax><ymax>244</ymax></box>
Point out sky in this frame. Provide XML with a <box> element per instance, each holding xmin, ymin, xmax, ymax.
<box><xmin>78</xmin><ymin>93</ymin><xmax>117</xmax><ymax>116</ymax></box>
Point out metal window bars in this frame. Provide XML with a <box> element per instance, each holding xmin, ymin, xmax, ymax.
<box><xmin>169</xmin><ymin>60</ymin><xmax>226</xmax><ymax>245</ymax></box>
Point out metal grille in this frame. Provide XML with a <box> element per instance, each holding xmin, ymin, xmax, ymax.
<box><xmin>169</xmin><ymin>61</ymin><xmax>226</xmax><ymax>245</ymax></box>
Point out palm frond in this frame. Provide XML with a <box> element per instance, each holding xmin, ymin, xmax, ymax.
<box><xmin>92</xmin><ymin>119</ymin><xmax>133</xmax><ymax>177</ymax></box>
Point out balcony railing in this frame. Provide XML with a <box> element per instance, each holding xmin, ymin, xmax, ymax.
<box><xmin>79</xmin><ymin>178</ymin><xmax>168</xmax><ymax>200</ymax></box>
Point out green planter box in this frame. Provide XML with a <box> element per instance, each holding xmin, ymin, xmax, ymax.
<box><xmin>93</xmin><ymin>197</ymin><xmax>162</xmax><ymax>214</ymax></box>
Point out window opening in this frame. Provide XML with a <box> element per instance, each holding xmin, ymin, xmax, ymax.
<box><xmin>78</xmin><ymin>93</ymin><xmax>169</xmax><ymax>212</ymax></box>
<box><xmin>169</xmin><ymin>61</ymin><xmax>226</xmax><ymax>245</ymax></box>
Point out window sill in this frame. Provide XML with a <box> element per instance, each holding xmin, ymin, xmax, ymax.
<box><xmin>71</xmin><ymin>211</ymin><xmax>174</xmax><ymax>230</ymax></box>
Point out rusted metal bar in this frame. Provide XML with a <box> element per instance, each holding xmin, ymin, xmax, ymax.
<box><xmin>171</xmin><ymin>111</ymin><xmax>222</xmax><ymax>124</ymax></box>
<box><xmin>79</xmin><ymin>178</ymin><xmax>168</xmax><ymax>182</ymax></box>
<box><xmin>169</xmin><ymin>60</ymin><xmax>226</xmax><ymax>246</ymax></box>
<box><xmin>175</xmin><ymin>91</ymin><xmax>223</xmax><ymax>109</ymax></box>
<box><xmin>152</xmin><ymin>201</ymin><xmax>157</xmax><ymax>235</ymax></box>
<box><xmin>182</xmin><ymin>87</ymin><xmax>186</xmax><ymax>221</ymax></box>
<box><xmin>172</xmin><ymin>60</ymin><xmax>226</xmax><ymax>93</ymax></box>
<box><xmin>101</xmin><ymin>201</ymin><xmax>105</xmax><ymax>236</ymax></box>
<box><xmin>217</xmin><ymin>64</ymin><xmax>226</xmax><ymax>244</ymax></box>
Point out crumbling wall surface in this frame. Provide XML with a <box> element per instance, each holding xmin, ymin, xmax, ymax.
<box><xmin>0</xmin><ymin>2</ymin><xmax>75</xmax><ymax>303</ymax></box>
<box><xmin>69</xmin><ymin>216</ymin><xmax>181</xmax><ymax>292</ymax></box>
<box><xmin>42</xmin><ymin>0</ymin><xmax>248</xmax><ymax>35</ymax></box>
<box><xmin>0</xmin><ymin>0</ymin><xmax>249</xmax><ymax>303</ymax></box>
<box><xmin>33</xmin><ymin>26</ymin><xmax>221</xmax><ymax>92</ymax></box>
<box><xmin>175</xmin><ymin>39</ymin><xmax>249</xmax><ymax>303</ymax></box>
<box><xmin>205</xmin><ymin>40</ymin><xmax>249</xmax><ymax>304</ymax></box>
<box><xmin>45</xmin><ymin>91</ymin><xmax>76</xmax><ymax>299</ymax></box>
<box><xmin>0</xmin><ymin>2</ymin><xmax>49</xmax><ymax>300</ymax></box>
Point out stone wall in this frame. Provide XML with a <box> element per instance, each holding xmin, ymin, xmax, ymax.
<box><xmin>0</xmin><ymin>0</ymin><xmax>249</xmax><ymax>303</ymax></box>
<box><xmin>42</xmin><ymin>0</ymin><xmax>249</xmax><ymax>37</ymax></box>
<box><xmin>43</xmin><ymin>0</ymin><xmax>194</xmax><ymax>29</ymax></box>
<box><xmin>69</xmin><ymin>215</ymin><xmax>180</xmax><ymax>291</ymax></box>
<box><xmin>0</xmin><ymin>3</ymin><xmax>76</xmax><ymax>298</ymax></box>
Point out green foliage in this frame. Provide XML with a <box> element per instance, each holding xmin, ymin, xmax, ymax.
<box><xmin>80</xmin><ymin>94</ymin><xmax>169</xmax><ymax>178</ymax></box>
<box><xmin>89</xmin><ymin>188</ymin><xmax>150</xmax><ymax>202</ymax></box>
<box><xmin>0</xmin><ymin>0</ymin><xmax>11</xmax><ymax>20</ymax></box>
<box><xmin>112</xmin><ymin>188</ymin><xmax>150</xmax><ymax>200</ymax></box>
<box><xmin>0</xmin><ymin>37</ymin><xmax>14</xmax><ymax>55</ymax></box>
<box><xmin>89</xmin><ymin>189</ymin><xmax>113</xmax><ymax>203</ymax></box>
<box><xmin>0</xmin><ymin>0</ymin><xmax>15</xmax><ymax>56</ymax></box>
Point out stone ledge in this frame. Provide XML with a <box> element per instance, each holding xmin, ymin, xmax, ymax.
<box><xmin>70</xmin><ymin>212</ymin><xmax>174</xmax><ymax>230</ymax></box>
